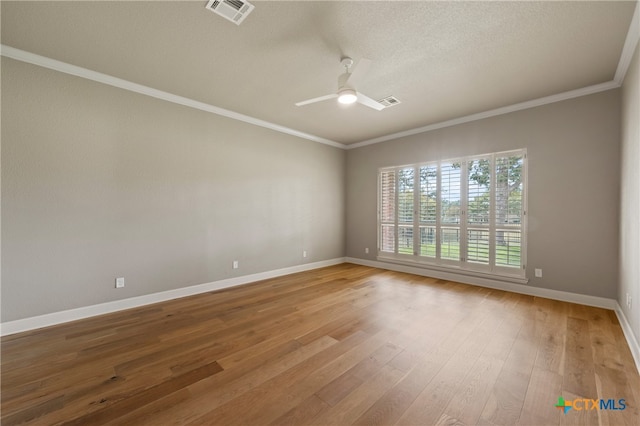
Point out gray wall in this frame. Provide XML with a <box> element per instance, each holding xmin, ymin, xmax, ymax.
<box><xmin>0</xmin><ymin>54</ymin><xmax>629</xmax><ymax>323</ymax></box>
<box><xmin>620</xmin><ymin>41</ymin><xmax>640</xmax><ymax>345</ymax></box>
<box><xmin>1</xmin><ymin>58</ymin><xmax>346</xmax><ymax>322</ymax></box>
<box><xmin>346</xmin><ymin>89</ymin><xmax>621</xmax><ymax>299</ymax></box>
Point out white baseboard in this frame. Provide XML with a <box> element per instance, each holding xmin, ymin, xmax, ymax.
<box><xmin>3</xmin><ymin>256</ymin><xmax>638</xmax><ymax>376</ymax></box>
<box><xmin>346</xmin><ymin>257</ymin><xmax>617</xmax><ymax>309</ymax></box>
<box><xmin>0</xmin><ymin>258</ymin><xmax>346</xmax><ymax>336</ymax></box>
<box><xmin>614</xmin><ymin>303</ymin><xmax>640</xmax><ymax>375</ymax></box>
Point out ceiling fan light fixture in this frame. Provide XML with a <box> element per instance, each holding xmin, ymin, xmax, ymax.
<box><xmin>296</xmin><ymin>57</ymin><xmax>383</xmax><ymax>111</ymax></box>
<box><xmin>337</xmin><ymin>88</ymin><xmax>357</xmax><ymax>104</ymax></box>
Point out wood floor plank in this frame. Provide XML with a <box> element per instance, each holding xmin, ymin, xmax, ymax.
<box><xmin>235</xmin><ymin>329</ymin><xmax>396</xmax><ymax>423</ymax></box>
<box><xmin>348</xmin><ymin>341</ymin><xmax>404</xmax><ymax>381</ymax></box>
<box><xmin>479</xmin><ymin>304</ymin><xmax>540</xmax><ymax>426</ymax></box>
<box><xmin>105</xmin><ymin>388</ymin><xmax>192</xmax><ymax>426</ymax></box>
<box><xmin>564</xmin><ymin>316</ymin><xmax>598</xmax><ymax>398</ymax></box>
<box><xmin>0</xmin><ymin>395</ymin><xmax>64</xmax><ymax>426</ymax></box>
<box><xmin>315</xmin><ymin>372</ymin><xmax>364</xmax><ymax>407</ymax></box>
<box><xmin>396</xmin><ymin>309</ymin><xmax>508</xmax><ymax>426</ymax></box>
<box><xmin>186</xmin><ymin>330</ymin><xmax>383</xmax><ymax>425</ymax></box>
<box><xmin>517</xmin><ymin>367</ymin><xmax>563</xmax><ymax>425</ymax></box>
<box><xmin>60</xmin><ymin>361</ymin><xmax>222</xmax><ymax>426</ymax></box>
<box><xmin>134</xmin><ymin>335</ymin><xmax>338</xmax><ymax>425</ymax></box>
<box><xmin>593</xmin><ymin>364</ymin><xmax>640</xmax><ymax>426</ymax></box>
<box><xmin>2</xmin><ymin>264</ymin><xmax>638</xmax><ymax>426</ymax></box>
<box><xmin>439</xmin><ymin>355</ymin><xmax>504</xmax><ymax>425</ymax></box>
<box><xmin>269</xmin><ymin>394</ymin><xmax>329</xmax><ymax>426</ymax></box>
<box><xmin>533</xmin><ymin>297</ymin><xmax>568</xmax><ymax>375</ymax></box>
<box><xmin>309</xmin><ymin>364</ymin><xmax>405</xmax><ymax>426</ymax></box>
<box><xmin>353</xmin><ymin>357</ymin><xmax>443</xmax><ymax>426</ymax></box>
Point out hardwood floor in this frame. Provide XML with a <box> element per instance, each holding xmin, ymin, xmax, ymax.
<box><xmin>1</xmin><ymin>263</ymin><xmax>639</xmax><ymax>425</ymax></box>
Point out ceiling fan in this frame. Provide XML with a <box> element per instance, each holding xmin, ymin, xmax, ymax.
<box><xmin>295</xmin><ymin>57</ymin><xmax>385</xmax><ymax>111</ymax></box>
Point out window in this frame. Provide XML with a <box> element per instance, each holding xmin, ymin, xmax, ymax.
<box><xmin>378</xmin><ymin>149</ymin><xmax>527</xmax><ymax>278</ymax></box>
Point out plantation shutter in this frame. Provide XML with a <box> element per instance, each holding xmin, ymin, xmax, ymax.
<box><xmin>440</xmin><ymin>162</ymin><xmax>461</xmax><ymax>261</ymax></box>
<box><xmin>467</xmin><ymin>157</ymin><xmax>491</xmax><ymax>265</ymax></box>
<box><xmin>494</xmin><ymin>154</ymin><xmax>525</xmax><ymax>269</ymax></box>
<box><xmin>379</xmin><ymin>170</ymin><xmax>396</xmax><ymax>253</ymax></box>
<box><xmin>397</xmin><ymin>168</ymin><xmax>415</xmax><ymax>255</ymax></box>
<box><xmin>419</xmin><ymin>165</ymin><xmax>437</xmax><ymax>258</ymax></box>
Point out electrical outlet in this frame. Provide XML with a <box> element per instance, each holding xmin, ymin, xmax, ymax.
<box><xmin>365</xmin><ymin>247</ymin><xmax>369</xmax><ymax>254</ymax></box>
<box><xmin>628</xmin><ymin>294</ymin><xmax>632</xmax><ymax>309</ymax></box>
<box><xmin>115</xmin><ymin>277</ymin><xmax>125</xmax><ymax>288</ymax></box>
<box><xmin>303</xmin><ymin>250</ymin><xmax>307</xmax><ymax>258</ymax></box>
<box><xmin>232</xmin><ymin>260</ymin><xmax>239</xmax><ymax>269</ymax></box>
<box><xmin>535</xmin><ymin>268</ymin><xmax>542</xmax><ymax>278</ymax></box>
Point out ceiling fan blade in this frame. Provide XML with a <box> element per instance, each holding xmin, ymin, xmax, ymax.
<box><xmin>345</xmin><ymin>58</ymin><xmax>372</xmax><ymax>87</ymax></box>
<box><xmin>356</xmin><ymin>92</ymin><xmax>385</xmax><ymax>111</ymax></box>
<box><xmin>295</xmin><ymin>93</ymin><xmax>338</xmax><ymax>107</ymax></box>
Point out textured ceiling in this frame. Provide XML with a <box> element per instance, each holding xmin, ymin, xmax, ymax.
<box><xmin>1</xmin><ymin>1</ymin><xmax>636</xmax><ymax>145</ymax></box>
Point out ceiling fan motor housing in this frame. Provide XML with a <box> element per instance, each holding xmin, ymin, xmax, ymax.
<box><xmin>340</xmin><ymin>57</ymin><xmax>354</xmax><ymax>68</ymax></box>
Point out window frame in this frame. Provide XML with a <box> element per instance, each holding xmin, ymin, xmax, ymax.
<box><xmin>377</xmin><ymin>149</ymin><xmax>528</xmax><ymax>281</ymax></box>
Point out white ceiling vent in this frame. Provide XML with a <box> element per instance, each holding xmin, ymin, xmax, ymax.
<box><xmin>378</xmin><ymin>96</ymin><xmax>401</xmax><ymax>108</ymax></box>
<box><xmin>205</xmin><ymin>0</ymin><xmax>255</xmax><ymax>25</ymax></box>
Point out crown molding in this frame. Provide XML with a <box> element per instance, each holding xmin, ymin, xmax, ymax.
<box><xmin>346</xmin><ymin>80</ymin><xmax>620</xmax><ymax>150</ymax></box>
<box><xmin>1</xmin><ymin>35</ymin><xmax>632</xmax><ymax>152</ymax></box>
<box><xmin>614</xmin><ymin>0</ymin><xmax>640</xmax><ymax>84</ymax></box>
<box><xmin>0</xmin><ymin>44</ymin><xmax>346</xmax><ymax>150</ymax></box>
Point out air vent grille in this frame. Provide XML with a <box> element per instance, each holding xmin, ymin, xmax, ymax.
<box><xmin>378</xmin><ymin>96</ymin><xmax>401</xmax><ymax>108</ymax></box>
<box><xmin>205</xmin><ymin>0</ymin><xmax>255</xmax><ymax>25</ymax></box>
